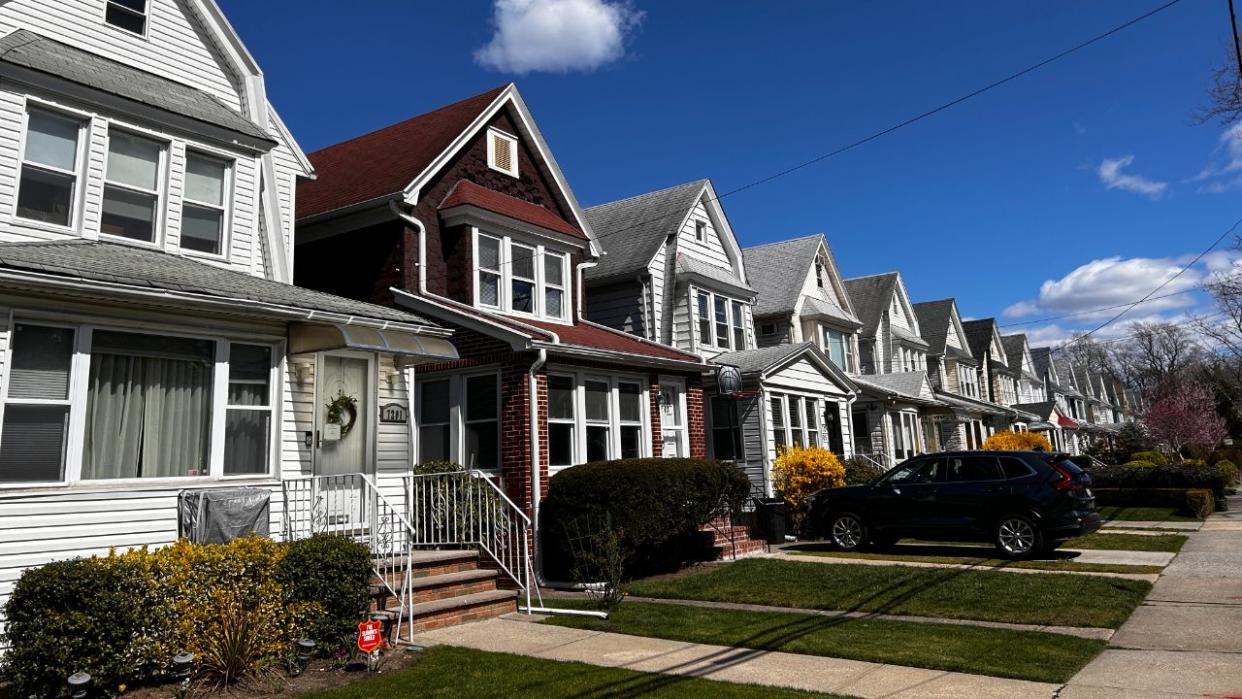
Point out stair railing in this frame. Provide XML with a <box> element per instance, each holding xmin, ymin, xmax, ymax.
<box><xmin>282</xmin><ymin>473</ymin><xmax>418</xmax><ymax>643</ymax></box>
<box><xmin>403</xmin><ymin>469</ymin><xmax>532</xmax><ymax>613</ymax></box>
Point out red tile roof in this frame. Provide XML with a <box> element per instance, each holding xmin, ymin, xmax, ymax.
<box><xmin>439</xmin><ymin>180</ymin><xmax>587</xmax><ymax>241</ymax></box>
<box><xmin>297</xmin><ymin>85</ymin><xmax>509</xmax><ymax>220</ymax></box>
<box><xmin>520</xmin><ymin>318</ymin><xmax>701</xmax><ymax>362</ymax></box>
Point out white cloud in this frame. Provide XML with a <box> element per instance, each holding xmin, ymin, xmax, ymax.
<box><xmin>1192</xmin><ymin>123</ymin><xmax>1242</xmax><ymax>193</ymax></box>
<box><xmin>1097</xmin><ymin>155</ymin><xmax>1168</xmax><ymax>199</ymax></box>
<box><xmin>474</xmin><ymin>0</ymin><xmax>643</xmax><ymax>74</ymax></box>
<box><xmin>1002</xmin><ymin>256</ymin><xmax>1202</xmax><ymax>321</ymax></box>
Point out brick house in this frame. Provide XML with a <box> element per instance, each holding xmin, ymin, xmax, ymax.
<box><xmin>294</xmin><ymin>84</ymin><xmax>708</xmax><ymax>528</ymax></box>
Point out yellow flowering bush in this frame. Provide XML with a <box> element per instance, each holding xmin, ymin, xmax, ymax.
<box><xmin>772</xmin><ymin>446</ymin><xmax>846</xmax><ymax>511</ymax></box>
<box><xmin>981</xmin><ymin>431</ymin><xmax>1053</xmax><ymax>452</ymax></box>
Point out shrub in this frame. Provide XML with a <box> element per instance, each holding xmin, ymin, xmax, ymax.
<box><xmin>1089</xmin><ymin>463</ymin><xmax>1231</xmax><ymax>499</ymax></box>
<box><xmin>414</xmin><ymin>460</ymin><xmax>465</xmax><ymax>475</ymax></box>
<box><xmin>1216</xmin><ymin>459</ymin><xmax>1239</xmax><ymax>484</ymax></box>
<box><xmin>981</xmin><ymin>431</ymin><xmax>1053</xmax><ymax>451</ymax></box>
<box><xmin>278</xmin><ymin>534</ymin><xmax>373</xmax><ymax>651</ymax></box>
<box><xmin>842</xmin><ymin>456</ymin><xmax>887</xmax><ymax>485</ymax></box>
<box><xmin>1123</xmin><ymin>460</ymin><xmax>1158</xmax><ymax>469</ymax></box>
<box><xmin>1067</xmin><ymin>454</ymin><xmax>1100</xmax><ymax>470</ymax></box>
<box><xmin>1185</xmin><ymin>489</ymin><xmax>1216</xmax><ymax>519</ymax></box>
<box><xmin>1093</xmin><ymin>487</ymin><xmax>1215</xmax><ymax>518</ymax></box>
<box><xmin>1183</xmin><ymin>458</ymin><xmax>1207</xmax><ymax>467</ymax></box>
<box><xmin>1130</xmin><ymin>450</ymin><xmax>1169</xmax><ymax>466</ymax></box>
<box><xmin>540</xmin><ymin>458</ymin><xmax>751</xmax><ymax>580</ymax></box>
<box><xmin>772</xmin><ymin>447</ymin><xmax>847</xmax><ymax>511</ymax></box>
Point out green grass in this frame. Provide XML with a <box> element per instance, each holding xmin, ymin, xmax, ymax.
<box><xmin>628</xmin><ymin>558</ymin><xmax>1150</xmax><ymax>628</ymax></box>
<box><xmin>1061</xmin><ymin>532</ymin><xmax>1187</xmax><ymax>552</ymax></box>
<box><xmin>1097</xmin><ymin>505</ymin><xmax>1201</xmax><ymax>522</ymax></box>
<box><xmin>299</xmin><ymin>646</ymin><xmax>840</xmax><ymax>698</ymax></box>
<box><xmin>545</xmin><ymin>601</ymin><xmax>1106</xmax><ymax>684</ymax></box>
<box><xmin>795</xmin><ymin>549</ymin><xmax>1163</xmax><ymax>575</ymax></box>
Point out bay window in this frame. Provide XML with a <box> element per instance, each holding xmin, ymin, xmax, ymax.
<box><xmin>472</xmin><ymin>229</ymin><xmax>570</xmax><ymax>321</ymax></box>
<box><xmin>618</xmin><ymin>381</ymin><xmax>643</xmax><ymax>459</ymax></box>
<box><xmin>478</xmin><ymin>235</ymin><xmax>502</xmax><ymax>308</ymax></box>
<box><xmin>417</xmin><ymin>379</ymin><xmax>451</xmax><ymax>463</ymax></box>
<box><xmin>510</xmin><ymin>243</ymin><xmax>536</xmax><ymax>313</ymax></box>
<box><xmin>584</xmin><ymin>378</ymin><xmax>611</xmax><ymax>463</ymax></box>
<box><xmin>696</xmin><ymin>289</ymin><xmax>749</xmax><ymax>351</ymax></box>
<box><xmin>0</xmin><ymin>324</ymin><xmax>75</xmax><ymax>482</ymax></box>
<box><xmin>548</xmin><ymin>375</ymin><xmax>575</xmax><ymax>469</ymax></box>
<box><xmin>464</xmin><ymin>374</ymin><xmax>499</xmax><ymax>470</ymax></box>
<box><xmin>102</xmin><ymin>131</ymin><xmax>163</xmax><ymax>243</ymax></box>
<box><xmin>224</xmin><ymin>344</ymin><xmax>273</xmax><ymax>475</ymax></box>
<box><xmin>181</xmin><ymin>152</ymin><xmax>229</xmax><ymax>255</ymax></box>
<box><xmin>18</xmin><ymin>108</ymin><xmax>83</xmax><ymax>227</ymax></box>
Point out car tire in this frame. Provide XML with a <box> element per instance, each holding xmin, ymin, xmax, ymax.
<box><xmin>994</xmin><ymin>515</ymin><xmax>1043</xmax><ymax>559</ymax></box>
<box><xmin>829</xmin><ymin>511</ymin><xmax>868</xmax><ymax>552</ymax></box>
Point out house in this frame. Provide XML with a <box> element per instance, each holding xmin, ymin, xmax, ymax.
<box><xmin>842</xmin><ymin>272</ymin><xmax>943</xmax><ymax>466</ymax></box>
<box><xmin>1033</xmin><ymin>347</ymin><xmax>1084</xmax><ymax>454</ymax></box>
<box><xmin>294</xmin><ymin>86</ymin><xmax>708</xmax><ymax>532</ymax></box>
<box><xmin>583</xmin><ymin>189</ymin><xmax>856</xmax><ymax>496</ymax></box>
<box><xmin>0</xmin><ymin>1</ymin><xmax>458</xmax><ymax>639</ymax></box>
<box><xmin>912</xmin><ymin>299</ymin><xmax>1008</xmax><ymax>450</ymax></box>
<box><xmin>960</xmin><ymin>318</ymin><xmax>1029</xmax><ymax>432</ymax></box>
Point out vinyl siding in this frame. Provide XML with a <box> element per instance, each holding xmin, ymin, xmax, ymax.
<box><xmin>585</xmin><ymin>279</ymin><xmax>645</xmax><ymax>337</ymax></box>
<box><xmin>736</xmin><ymin>393</ymin><xmax>767</xmax><ymax>496</ymax></box>
<box><xmin>755</xmin><ymin>316</ymin><xmax>791</xmax><ymax>348</ymax></box>
<box><xmin>765</xmin><ymin>358</ymin><xmax>849</xmax><ymax>397</ymax></box>
<box><xmin>676</xmin><ymin>202</ymin><xmax>732</xmax><ymax>272</ymax></box>
<box><xmin>650</xmin><ymin>244</ymin><xmax>667</xmax><ymax>343</ymax></box>
<box><xmin>673</xmin><ymin>283</ymin><xmax>695</xmax><ymax>352</ymax></box>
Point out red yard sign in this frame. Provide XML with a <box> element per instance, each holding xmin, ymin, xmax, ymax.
<box><xmin>357</xmin><ymin>620</ymin><xmax>384</xmax><ymax>654</ymax></box>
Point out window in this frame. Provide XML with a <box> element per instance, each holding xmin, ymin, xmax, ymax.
<box><xmin>824</xmin><ymin>327</ymin><xmax>849</xmax><ymax>370</ymax></box>
<box><xmin>946</xmin><ymin>455</ymin><xmax>1001</xmax><ymax>482</ymax></box>
<box><xmin>418</xmin><ymin>379</ymin><xmax>451</xmax><ymax>463</ymax></box>
<box><xmin>804</xmin><ymin>397</ymin><xmax>819</xmax><ymax>447</ymax></box>
<box><xmin>771</xmin><ymin>396</ymin><xmax>786</xmax><ymax>452</ymax></box>
<box><xmin>815</xmin><ymin>261</ymin><xmax>825</xmax><ymax>288</ymax></box>
<box><xmin>548</xmin><ymin>375</ymin><xmax>575</xmax><ymax>469</ymax></box>
<box><xmin>102</xmin><ymin>131</ymin><xmax>162</xmax><ymax>243</ymax></box>
<box><xmin>544</xmin><ymin>252</ymin><xmax>566</xmax><ymax>320</ymax></box>
<box><xmin>788</xmin><ymin>395</ymin><xmax>803</xmax><ymax>447</ymax></box>
<box><xmin>584</xmin><ymin>379</ymin><xmax>611</xmax><ymax>463</ymax></box>
<box><xmin>714</xmin><ymin>296</ymin><xmax>729</xmax><ymax>347</ymax></box>
<box><xmin>224</xmin><ymin>344</ymin><xmax>272</xmax><ymax>475</ymax></box>
<box><xmin>618</xmin><ymin>381</ymin><xmax>643</xmax><ymax>459</ymax></box>
<box><xmin>0</xmin><ymin>324</ymin><xmax>74</xmax><ymax>482</ymax></box>
<box><xmin>510</xmin><ymin>243</ymin><xmax>536</xmax><ymax>313</ymax></box>
<box><xmin>694</xmin><ymin>219</ymin><xmax>706</xmax><ymax>242</ymax></box>
<box><xmin>18</xmin><ymin>109</ymin><xmax>82</xmax><ymax>226</ymax></box>
<box><xmin>731</xmin><ymin>301</ymin><xmax>746</xmax><ymax>350</ymax></box>
<box><xmin>697</xmin><ymin>291</ymin><xmax>711</xmax><ymax>346</ymax></box>
<box><xmin>710</xmin><ymin>396</ymin><xmax>743</xmax><ymax>461</ymax></box>
<box><xmin>477</xmin><ymin>234</ymin><xmax>502</xmax><ymax>308</ymax></box>
<box><xmin>888</xmin><ymin>458</ymin><xmax>943</xmax><ymax>485</ymax></box>
<box><xmin>761</xmin><ymin>323</ymin><xmax>777</xmax><ymax>336</ymax></box>
<box><xmin>487</xmin><ymin>128</ymin><xmax>518</xmax><ymax>177</ymax></box>
<box><xmin>660</xmin><ymin>381</ymin><xmax>686</xmax><ymax>458</ymax></box>
<box><xmin>464</xmin><ymin>374</ymin><xmax>499</xmax><ymax>470</ymax></box>
<box><xmin>83</xmin><ymin>331</ymin><xmax>214</xmax><ymax>479</ymax></box>
<box><xmin>181</xmin><ymin>153</ymin><xmax>229</xmax><ymax>255</ymax></box>
<box><xmin>106</xmin><ymin>0</ymin><xmax>147</xmax><ymax>34</ymax></box>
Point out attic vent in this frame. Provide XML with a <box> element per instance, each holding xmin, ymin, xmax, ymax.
<box><xmin>488</xmin><ymin>128</ymin><xmax>518</xmax><ymax>177</ymax></box>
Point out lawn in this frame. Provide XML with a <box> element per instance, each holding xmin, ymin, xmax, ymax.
<box><xmin>628</xmin><ymin>558</ymin><xmax>1150</xmax><ymax>628</ymax></box>
<box><xmin>300</xmin><ymin>646</ymin><xmax>840</xmax><ymax>698</ymax></box>
<box><xmin>546</xmin><ymin>601</ymin><xmax>1105</xmax><ymax>683</ymax></box>
<box><xmin>1097</xmin><ymin>505</ymin><xmax>1201</xmax><ymax>522</ymax></box>
<box><xmin>1061</xmin><ymin>532</ymin><xmax>1186</xmax><ymax>552</ymax></box>
<box><xmin>795</xmin><ymin>548</ymin><xmax>1163</xmax><ymax>575</ymax></box>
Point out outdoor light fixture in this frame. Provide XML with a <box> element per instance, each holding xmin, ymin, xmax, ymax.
<box><xmin>293</xmin><ymin>638</ymin><xmax>316</xmax><ymax>676</ymax></box>
<box><xmin>172</xmin><ymin>651</ymin><xmax>194</xmax><ymax>679</ymax></box>
<box><xmin>295</xmin><ymin>362</ymin><xmax>313</xmax><ymax>386</ymax></box>
<box><xmin>67</xmin><ymin>672</ymin><xmax>90</xmax><ymax>699</ymax></box>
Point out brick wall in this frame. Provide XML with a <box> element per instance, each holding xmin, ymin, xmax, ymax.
<box><xmin>648</xmin><ymin>372</ymin><xmax>663</xmax><ymax>457</ymax></box>
<box><xmin>687</xmin><ymin>373</ymin><xmax>706</xmax><ymax>459</ymax></box>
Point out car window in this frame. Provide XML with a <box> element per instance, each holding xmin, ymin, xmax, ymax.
<box><xmin>999</xmin><ymin>457</ymin><xmax>1034</xmax><ymax>479</ymax></box>
<box><xmin>888</xmin><ymin>458</ymin><xmax>944</xmax><ymax>485</ymax></box>
<box><xmin>1052</xmin><ymin>457</ymin><xmax>1084</xmax><ymax>475</ymax></box>
<box><xmin>945</xmin><ymin>455</ymin><xmax>1001</xmax><ymax>482</ymax></box>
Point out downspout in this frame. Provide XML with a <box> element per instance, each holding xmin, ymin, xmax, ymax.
<box><xmin>576</xmin><ymin>260</ymin><xmax>599</xmax><ymax>321</ymax></box>
<box><xmin>529</xmin><ymin>347</ymin><xmax>547</xmax><ymax>579</ymax></box>
<box><xmin>389</xmin><ymin>200</ymin><xmax>428</xmax><ymax>294</ymax></box>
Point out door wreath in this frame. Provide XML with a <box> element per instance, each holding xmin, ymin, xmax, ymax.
<box><xmin>326</xmin><ymin>390</ymin><xmax>359</xmax><ymax>436</ymax></box>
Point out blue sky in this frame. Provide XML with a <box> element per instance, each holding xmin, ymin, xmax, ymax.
<box><xmin>222</xmin><ymin>0</ymin><xmax>1240</xmax><ymax>346</ymax></box>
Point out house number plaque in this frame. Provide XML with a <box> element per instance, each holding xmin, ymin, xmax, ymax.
<box><xmin>380</xmin><ymin>403</ymin><xmax>409</xmax><ymax>424</ymax></box>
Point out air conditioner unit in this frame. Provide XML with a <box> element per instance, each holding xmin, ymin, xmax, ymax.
<box><xmin>178</xmin><ymin>487</ymin><xmax>271</xmax><ymax>544</ymax></box>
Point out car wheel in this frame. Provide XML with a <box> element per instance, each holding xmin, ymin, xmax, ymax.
<box><xmin>830</xmin><ymin>512</ymin><xmax>868</xmax><ymax>552</ymax></box>
<box><xmin>994</xmin><ymin>515</ymin><xmax>1043</xmax><ymax>559</ymax></box>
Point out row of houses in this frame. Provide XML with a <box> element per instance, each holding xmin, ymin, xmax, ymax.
<box><xmin>0</xmin><ymin>0</ymin><xmax>1138</xmax><ymax>635</ymax></box>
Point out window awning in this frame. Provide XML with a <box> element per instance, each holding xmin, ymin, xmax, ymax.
<box><xmin>288</xmin><ymin>322</ymin><xmax>458</xmax><ymax>364</ymax></box>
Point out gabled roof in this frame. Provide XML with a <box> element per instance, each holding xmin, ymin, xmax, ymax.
<box><xmin>744</xmin><ymin>235</ymin><xmax>853</xmax><ymax>320</ymax></box>
<box><xmin>440</xmin><ymin>180</ymin><xmax>587</xmax><ymax>241</ymax></box>
<box><xmin>0</xmin><ymin>240</ymin><xmax>434</xmax><ymax>326</ymax></box>
<box><xmin>1012</xmin><ymin>401</ymin><xmax>1059</xmax><ymax>421</ymax></box>
<box><xmin>584</xmin><ymin>179</ymin><xmax>707</xmax><ymax>281</ymax></box>
<box><xmin>298</xmin><ymin>85</ymin><xmax>507</xmax><ymax>219</ymax></box>
<box><xmin>0</xmin><ymin>30</ymin><xmax>273</xmax><ymax>145</ymax></box>
<box><xmin>912</xmin><ymin>299</ymin><xmax>955</xmax><ymax>354</ymax></box>
<box><xmin>801</xmin><ymin>296</ymin><xmax>861</xmax><ymax>328</ymax></box>
<box><xmin>676</xmin><ymin>254</ymin><xmax>754</xmax><ymax>296</ymax></box>
<box><xmin>853</xmin><ymin>371</ymin><xmax>941</xmax><ymax>405</ymax></box>
<box><xmin>961</xmin><ymin>318</ymin><xmax>1005</xmax><ymax>364</ymax></box>
<box><xmin>712</xmin><ymin>341</ymin><xmax>855</xmax><ymax>392</ymax></box>
<box><xmin>842</xmin><ymin>273</ymin><xmax>899</xmax><ymax>338</ymax></box>
<box><xmin>1001</xmin><ymin>334</ymin><xmax>1028</xmax><ymax>374</ymax></box>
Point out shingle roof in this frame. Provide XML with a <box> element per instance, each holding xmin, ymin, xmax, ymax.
<box><xmin>675</xmin><ymin>254</ymin><xmax>753</xmax><ymax>294</ymax></box>
<box><xmin>0</xmin><ymin>240</ymin><xmax>434</xmax><ymax>325</ymax></box>
<box><xmin>712</xmin><ymin>342</ymin><xmax>814</xmax><ymax>375</ymax></box>
<box><xmin>298</xmin><ymin>85</ymin><xmax>508</xmax><ymax>219</ymax></box>
<box><xmin>584</xmin><ymin>180</ymin><xmax>707</xmax><ymax>282</ymax></box>
<box><xmin>0</xmin><ymin>30</ymin><xmax>272</xmax><ymax>144</ymax></box>
<box><xmin>801</xmin><ymin>296</ymin><xmax>860</xmax><ymax>327</ymax></box>
<box><xmin>1001</xmin><ymin>334</ymin><xmax>1028</xmax><ymax>373</ymax></box>
<box><xmin>912</xmin><ymin>299</ymin><xmax>955</xmax><ymax>354</ymax></box>
<box><xmin>961</xmin><ymin>319</ymin><xmax>999</xmax><ymax>361</ymax></box>
<box><xmin>842</xmin><ymin>273</ymin><xmax>899</xmax><ymax>338</ymax></box>
<box><xmin>743</xmin><ymin>235</ymin><xmax>827</xmax><ymax>318</ymax></box>
<box><xmin>440</xmin><ymin>180</ymin><xmax>587</xmax><ymax>240</ymax></box>
<box><xmin>891</xmin><ymin>325</ymin><xmax>930</xmax><ymax>349</ymax></box>
<box><xmin>1012</xmin><ymin>401</ymin><xmax>1057</xmax><ymax>421</ymax></box>
<box><xmin>853</xmin><ymin>371</ymin><xmax>937</xmax><ymax>403</ymax></box>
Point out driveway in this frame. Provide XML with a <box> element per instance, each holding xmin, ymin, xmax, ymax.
<box><xmin>1063</xmin><ymin>495</ymin><xmax>1242</xmax><ymax>698</ymax></box>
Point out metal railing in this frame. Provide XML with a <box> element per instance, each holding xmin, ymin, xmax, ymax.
<box><xmin>854</xmin><ymin>452</ymin><xmax>890</xmax><ymax>473</ymax></box>
<box><xmin>282</xmin><ymin>474</ymin><xmax>416</xmax><ymax>642</ymax></box>
<box><xmin>403</xmin><ymin>470</ymin><xmax>533</xmax><ymax>612</ymax></box>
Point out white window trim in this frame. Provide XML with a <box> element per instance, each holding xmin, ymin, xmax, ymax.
<box><xmin>486</xmin><ymin>127</ymin><xmax>518</xmax><ymax>177</ymax></box>
<box><xmin>471</xmin><ymin>227</ymin><xmax>570</xmax><ymax>323</ymax></box>
<box><xmin>178</xmin><ymin>150</ymin><xmax>234</xmax><ymax>260</ymax></box>
<box><xmin>547</xmin><ymin>373</ymin><xmax>577</xmax><ymax>471</ymax></box>
<box><xmin>416</xmin><ymin>377</ymin><xmax>453</xmax><ymax>464</ymax></box>
<box><xmin>769</xmin><ymin>391</ymin><xmax>822</xmax><ymax>452</ymax></box>
<box><xmin>0</xmin><ymin>314</ymin><xmax>282</xmax><ymax>489</ymax></box>
<box><xmin>547</xmin><ymin>369</ymin><xmax>651</xmax><ymax>471</ymax></box>
<box><xmin>658</xmin><ymin>375</ymin><xmax>688</xmax><ymax>459</ymax></box>
<box><xmin>462</xmin><ymin>371</ymin><xmax>501</xmax><ymax>472</ymax></box>
<box><xmin>694</xmin><ymin>287</ymin><xmax>749</xmax><ymax>351</ymax></box>
<box><xmin>15</xmin><ymin>105</ymin><xmax>89</xmax><ymax>233</ymax></box>
<box><xmin>222</xmin><ymin>342</ymin><xmax>280</xmax><ymax>478</ymax></box>
<box><xmin>693</xmin><ymin>219</ymin><xmax>707</xmax><ymax>242</ymax></box>
<box><xmin>103</xmin><ymin>0</ymin><xmax>150</xmax><ymax>38</ymax></box>
<box><xmin>99</xmin><ymin>128</ymin><xmax>168</xmax><ymax>249</ymax></box>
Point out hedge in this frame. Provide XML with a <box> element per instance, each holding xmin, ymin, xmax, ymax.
<box><xmin>1087</xmin><ymin>463</ymin><xmax>1231</xmax><ymax>500</ymax></box>
<box><xmin>1093</xmin><ymin>487</ymin><xmax>1216</xmax><ymax>517</ymax></box>
<box><xmin>539</xmin><ymin>458</ymin><xmax>751</xmax><ymax>580</ymax></box>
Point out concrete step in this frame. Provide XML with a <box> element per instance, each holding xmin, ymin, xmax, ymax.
<box><xmin>391</xmin><ymin>589</ymin><xmax>518</xmax><ymax>634</ymax></box>
<box><xmin>373</xmin><ymin>550</ymin><xmax>481</xmax><ymax>586</ymax></box>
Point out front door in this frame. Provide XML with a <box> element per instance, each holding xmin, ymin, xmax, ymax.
<box><xmin>315</xmin><ymin>354</ymin><xmax>372</xmax><ymax>529</ymax></box>
<box><xmin>660</xmin><ymin>378</ymin><xmax>687</xmax><ymax>457</ymax></box>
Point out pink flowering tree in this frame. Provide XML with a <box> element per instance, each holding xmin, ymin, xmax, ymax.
<box><xmin>1142</xmin><ymin>379</ymin><xmax>1228</xmax><ymax>460</ymax></box>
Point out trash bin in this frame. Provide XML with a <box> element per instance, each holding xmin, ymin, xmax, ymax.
<box><xmin>753</xmin><ymin>498</ymin><xmax>786</xmax><ymax>545</ymax></box>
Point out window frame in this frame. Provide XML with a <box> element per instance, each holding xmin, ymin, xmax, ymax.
<box><xmin>416</xmin><ymin>377</ymin><xmax>453</xmax><ymax>465</ymax></box>
<box><xmin>471</xmin><ymin>228</ymin><xmax>571</xmax><ymax>323</ymax></box>
<box><xmin>769</xmin><ymin>391</ymin><xmax>821</xmax><ymax>454</ymax></box>
<box><xmin>16</xmin><ymin>105</ymin><xmax>87</xmax><ymax>231</ymax></box>
<box><xmin>99</xmin><ymin>127</ymin><xmax>167</xmax><ymax>248</ymax></box>
<box><xmin>179</xmin><ymin>150</ymin><xmax>233</xmax><ymax>259</ymax></box>
<box><xmin>546</xmin><ymin>373</ymin><xmax>577</xmax><ymax>472</ymax></box>
<box><xmin>708</xmin><ymin>394</ymin><xmax>743</xmax><ymax>463</ymax></box>
<box><xmin>0</xmin><ymin>321</ymin><xmax>78</xmax><ymax>485</ymax></box>
<box><xmin>694</xmin><ymin>219</ymin><xmax>707</xmax><ymax>242</ymax></box>
<box><xmin>462</xmin><ymin>371</ymin><xmax>501</xmax><ymax>472</ymax></box>
<box><xmin>486</xmin><ymin>127</ymin><xmax>519</xmax><ymax>177</ymax></box>
<box><xmin>695</xmin><ymin>288</ymin><xmax>749</xmax><ymax>351</ymax></box>
<box><xmin>222</xmin><ymin>342</ymin><xmax>278</xmax><ymax>477</ymax></box>
<box><xmin>616</xmin><ymin>379</ymin><xmax>644</xmax><ymax>460</ymax></box>
<box><xmin>104</xmin><ymin>0</ymin><xmax>150</xmax><ymax>37</ymax></box>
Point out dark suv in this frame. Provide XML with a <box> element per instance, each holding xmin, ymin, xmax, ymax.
<box><xmin>808</xmin><ymin>451</ymin><xmax>1099</xmax><ymax>558</ymax></box>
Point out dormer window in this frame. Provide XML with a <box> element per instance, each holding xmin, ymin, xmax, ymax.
<box><xmin>106</xmin><ymin>0</ymin><xmax>148</xmax><ymax>35</ymax></box>
<box><xmin>815</xmin><ymin>261</ymin><xmax>825</xmax><ymax>288</ymax></box>
<box><xmin>487</xmin><ymin>128</ymin><xmax>518</xmax><ymax>177</ymax></box>
<box><xmin>472</xmin><ymin>229</ymin><xmax>568</xmax><ymax>321</ymax></box>
<box><xmin>694</xmin><ymin>220</ymin><xmax>706</xmax><ymax>242</ymax></box>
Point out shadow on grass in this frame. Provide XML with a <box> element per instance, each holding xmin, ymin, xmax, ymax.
<box><xmin>784</xmin><ymin>540</ymin><xmax>1083</xmax><ymax>563</ymax></box>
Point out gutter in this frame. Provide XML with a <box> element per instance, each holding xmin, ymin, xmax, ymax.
<box><xmin>529</xmin><ymin>347</ymin><xmax>547</xmax><ymax>581</ymax></box>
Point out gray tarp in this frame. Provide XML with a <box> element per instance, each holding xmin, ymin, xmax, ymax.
<box><xmin>178</xmin><ymin>487</ymin><xmax>271</xmax><ymax>544</ymax></box>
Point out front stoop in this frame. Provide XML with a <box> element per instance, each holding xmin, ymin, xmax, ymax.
<box><xmin>370</xmin><ymin>550</ymin><xmax>518</xmax><ymax>635</ymax></box>
<box><xmin>701</xmin><ymin>515</ymin><xmax>769</xmax><ymax>560</ymax></box>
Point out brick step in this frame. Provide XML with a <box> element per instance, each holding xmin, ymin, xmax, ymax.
<box><xmin>369</xmin><ymin>568</ymin><xmax>501</xmax><ymax>610</ymax></box>
<box><xmin>391</xmin><ymin>589</ymin><xmax>517</xmax><ymax>634</ymax></box>
<box><xmin>373</xmin><ymin>550</ymin><xmax>480</xmax><ymax>586</ymax></box>
<box><xmin>711</xmin><ymin>538</ymin><xmax>768</xmax><ymax>559</ymax></box>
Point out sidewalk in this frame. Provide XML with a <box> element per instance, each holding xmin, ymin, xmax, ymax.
<box><xmin>410</xmin><ymin>615</ymin><xmax>1061</xmax><ymax>699</ymax></box>
<box><xmin>1063</xmin><ymin>495</ymin><xmax>1242</xmax><ymax>698</ymax></box>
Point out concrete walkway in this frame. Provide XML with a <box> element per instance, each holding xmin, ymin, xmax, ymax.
<box><xmin>1099</xmin><ymin>520</ymin><xmax>1202</xmax><ymax>531</ymax></box>
<box><xmin>410</xmin><ymin>615</ymin><xmax>1062</xmax><ymax>699</ymax></box>
<box><xmin>1064</xmin><ymin>496</ymin><xmax>1242</xmax><ymax>698</ymax></box>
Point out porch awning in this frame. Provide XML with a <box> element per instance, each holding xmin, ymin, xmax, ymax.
<box><xmin>288</xmin><ymin>322</ymin><xmax>458</xmax><ymax>363</ymax></box>
<box><xmin>1028</xmin><ymin>421</ymin><xmax>1056</xmax><ymax>431</ymax></box>
<box><xmin>1058</xmin><ymin>415</ymin><xmax>1080</xmax><ymax>429</ymax></box>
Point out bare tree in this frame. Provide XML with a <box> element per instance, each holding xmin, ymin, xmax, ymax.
<box><xmin>1198</xmin><ymin>45</ymin><xmax>1242</xmax><ymax>126</ymax></box>
<box><xmin>1112</xmin><ymin>322</ymin><xmax>1203</xmax><ymax>391</ymax></box>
